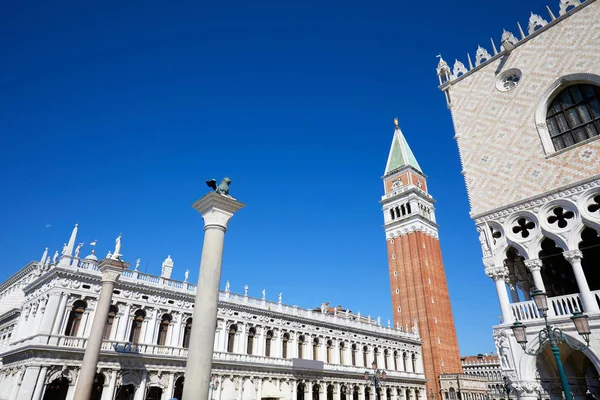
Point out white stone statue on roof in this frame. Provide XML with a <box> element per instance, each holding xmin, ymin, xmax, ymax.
<box><xmin>262</xmin><ymin>289</ymin><xmax>266</xmax><ymax>300</ymax></box>
<box><xmin>135</xmin><ymin>258</ymin><xmax>140</xmax><ymax>271</ymax></box>
<box><xmin>112</xmin><ymin>234</ymin><xmax>122</xmax><ymax>260</ymax></box>
<box><xmin>244</xmin><ymin>284</ymin><xmax>248</xmax><ymax>296</ymax></box>
<box><xmin>53</xmin><ymin>251</ymin><xmax>59</xmax><ymax>263</ymax></box>
<box><xmin>225</xmin><ymin>280</ymin><xmax>230</xmax><ymax>292</ymax></box>
<box><xmin>74</xmin><ymin>243</ymin><xmax>83</xmax><ymax>258</ymax></box>
<box><xmin>278</xmin><ymin>292</ymin><xmax>282</xmax><ymax>303</ymax></box>
<box><xmin>184</xmin><ymin>269</ymin><xmax>189</xmax><ymax>282</ymax></box>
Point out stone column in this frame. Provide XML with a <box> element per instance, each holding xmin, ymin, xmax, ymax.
<box><xmin>523</xmin><ymin>259</ymin><xmax>545</xmax><ymax>293</ymax></box>
<box><xmin>31</xmin><ymin>366</ymin><xmax>48</xmax><ymax>400</ymax></box>
<box><xmin>162</xmin><ymin>373</ymin><xmax>175</xmax><ymax>400</ymax></box>
<box><xmin>486</xmin><ymin>265</ymin><xmax>513</xmax><ymax>324</ymax></box>
<box><xmin>101</xmin><ymin>371</ymin><xmax>117</xmax><ymax>400</ymax></box>
<box><xmin>115</xmin><ymin>303</ymin><xmax>131</xmax><ymax>341</ymax></box>
<box><xmin>9</xmin><ymin>369</ymin><xmax>24</xmax><ymax>400</ymax></box>
<box><xmin>134</xmin><ymin>371</ymin><xmax>148</xmax><ymax>400</ymax></box>
<box><xmin>39</xmin><ymin>294</ymin><xmax>61</xmax><ymax>336</ymax></box>
<box><xmin>16</xmin><ymin>366</ymin><xmax>40</xmax><ymax>400</ymax></box>
<box><xmin>564</xmin><ymin>250</ymin><xmax>599</xmax><ymax>312</ymax></box>
<box><xmin>52</xmin><ymin>294</ymin><xmax>69</xmax><ymax>335</ymax></box>
<box><xmin>73</xmin><ymin>258</ymin><xmax>129</xmax><ymax>400</ymax></box>
<box><xmin>183</xmin><ymin>192</ymin><xmax>245</xmax><ymax>400</ymax></box>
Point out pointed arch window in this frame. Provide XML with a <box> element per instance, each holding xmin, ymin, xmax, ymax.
<box><xmin>247</xmin><ymin>327</ymin><xmax>256</xmax><ymax>355</ymax></box>
<box><xmin>157</xmin><ymin>314</ymin><xmax>172</xmax><ymax>345</ymax></box>
<box><xmin>227</xmin><ymin>324</ymin><xmax>237</xmax><ymax>353</ymax></box>
<box><xmin>546</xmin><ymin>83</ymin><xmax>600</xmax><ymax>150</ymax></box>
<box><xmin>282</xmin><ymin>332</ymin><xmax>289</xmax><ymax>358</ymax></box>
<box><xmin>65</xmin><ymin>300</ymin><xmax>87</xmax><ymax>337</ymax></box>
<box><xmin>182</xmin><ymin>318</ymin><xmax>192</xmax><ymax>348</ymax></box>
<box><xmin>265</xmin><ymin>330</ymin><xmax>273</xmax><ymax>357</ymax></box>
<box><xmin>129</xmin><ymin>309</ymin><xmax>146</xmax><ymax>344</ymax></box>
<box><xmin>103</xmin><ymin>305</ymin><xmax>118</xmax><ymax>340</ymax></box>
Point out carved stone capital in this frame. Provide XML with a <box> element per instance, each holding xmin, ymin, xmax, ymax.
<box><xmin>563</xmin><ymin>249</ymin><xmax>583</xmax><ymax>264</ymax></box>
<box><xmin>485</xmin><ymin>265</ymin><xmax>509</xmax><ymax>280</ymax></box>
<box><xmin>510</xmin><ymin>381</ymin><xmax>540</xmax><ymax>396</ymax></box>
<box><xmin>524</xmin><ymin>259</ymin><xmax>543</xmax><ymax>272</ymax></box>
<box><xmin>482</xmin><ymin>257</ymin><xmax>495</xmax><ymax>269</ymax></box>
<box><xmin>192</xmin><ymin>192</ymin><xmax>245</xmax><ymax>230</ymax></box>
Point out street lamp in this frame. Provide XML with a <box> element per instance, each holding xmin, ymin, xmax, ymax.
<box><xmin>364</xmin><ymin>361</ymin><xmax>387</xmax><ymax>400</ymax></box>
<box><xmin>502</xmin><ymin>376</ymin><xmax>510</xmax><ymax>400</ymax></box>
<box><xmin>510</xmin><ymin>290</ymin><xmax>591</xmax><ymax>400</ymax></box>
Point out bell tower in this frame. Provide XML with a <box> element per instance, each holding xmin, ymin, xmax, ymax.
<box><xmin>381</xmin><ymin>119</ymin><xmax>462</xmax><ymax>397</ymax></box>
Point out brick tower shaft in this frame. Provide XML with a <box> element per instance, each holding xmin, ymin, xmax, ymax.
<box><xmin>381</xmin><ymin>120</ymin><xmax>462</xmax><ymax>398</ymax></box>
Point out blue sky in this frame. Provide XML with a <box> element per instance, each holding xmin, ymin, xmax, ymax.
<box><xmin>0</xmin><ymin>0</ymin><xmax>556</xmax><ymax>356</ymax></box>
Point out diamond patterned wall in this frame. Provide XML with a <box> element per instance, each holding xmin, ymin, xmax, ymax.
<box><xmin>446</xmin><ymin>1</ymin><xmax>600</xmax><ymax>217</ymax></box>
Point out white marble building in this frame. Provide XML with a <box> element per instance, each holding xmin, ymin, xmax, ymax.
<box><xmin>437</xmin><ymin>0</ymin><xmax>600</xmax><ymax>399</ymax></box>
<box><xmin>0</xmin><ymin>226</ymin><xmax>426</xmax><ymax>400</ymax></box>
<box><xmin>461</xmin><ymin>355</ymin><xmax>506</xmax><ymax>400</ymax></box>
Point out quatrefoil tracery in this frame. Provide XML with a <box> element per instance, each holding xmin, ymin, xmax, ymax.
<box><xmin>512</xmin><ymin>218</ymin><xmax>535</xmax><ymax>239</ymax></box>
<box><xmin>547</xmin><ymin>207</ymin><xmax>574</xmax><ymax>229</ymax></box>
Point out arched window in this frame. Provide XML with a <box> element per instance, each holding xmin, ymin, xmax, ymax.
<box><xmin>353</xmin><ymin>387</ymin><xmax>359</xmax><ymax>400</ymax></box>
<box><xmin>227</xmin><ymin>324</ymin><xmax>237</xmax><ymax>353</ymax></box>
<box><xmin>546</xmin><ymin>84</ymin><xmax>600</xmax><ymax>150</ymax></box>
<box><xmin>313</xmin><ymin>384</ymin><xmax>320</xmax><ymax>400</ymax></box>
<box><xmin>326</xmin><ymin>340</ymin><xmax>332</xmax><ymax>363</ymax></box>
<box><xmin>339</xmin><ymin>341</ymin><xmax>345</xmax><ymax>364</ymax></box>
<box><xmin>91</xmin><ymin>373</ymin><xmax>105</xmax><ymax>400</ymax></box>
<box><xmin>65</xmin><ymin>300</ymin><xmax>87</xmax><ymax>337</ymax></box>
<box><xmin>146</xmin><ymin>387</ymin><xmax>162</xmax><ymax>400</ymax></box>
<box><xmin>265</xmin><ymin>330</ymin><xmax>273</xmax><ymax>357</ymax></box>
<box><xmin>402</xmin><ymin>352</ymin><xmax>408</xmax><ymax>370</ymax></box>
<box><xmin>103</xmin><ymin>305</ymin><xmax>118</xmax><ymax>340</ymax></box>
<box><xmin>393</xmin><ymin>350</ymin><xmax>398</xmax><ymax>370</ymax></box>
<box><xmin>247</xmin><ymin>327</ymin><xmax>256</xmax><ymax>355</ymax></box>
<box><xmin>363</xmin><ymin>346</ymin><xmax>368</xmax><ymax>367</ymax></box>
<box><xmin>351</xmin><ymin>344</ymin><xmax>357</xmax><ymax>366</ymax></box>
<box><xmin>373</xmin><ymin>347</ymin><xmax>379</xmax><ymax>368</ymax></box>
<box><xmin>298</xmin><ymin>335</ymin><xmax>305</xmax><ymax>358</ymax></box>
<box><xmin>412</xmin><ymin>353</ymin><xmax>417</xmax><ymax>372</ymax></box>
<box><xmin>449</xmin><ymin>388</ymin><xmax>456</xmax><ymax>400</ymax></box>
<box><xmin>173</xmin><ymin>377</ymin><xmax>184</xmax><ymax>400</ymax></box>
<box><xmin>157</xmin><ymin>314</ymin><xmax>172</xmax><ymax>345</ymax></box>
<box><xmin>282</xmin><ymin>332</ymin><xmax>289</xmax><ymax>358</ymax></box>
<box><xmin>43</xmin><ymin>377</ymin><xmax>70</xmax><ymax>400</ymax></box>
<box><xmin>327</xmin><ymin>385</ymin><xmax>334</xmax><ymax>400</ymax></box>
<box><xmin>182</xmin><ymin>318</ymin><xmax>192</xmax><ymax>348</ymax></box>
<box><xmin>297</xmin><ymin>383</ymin><xmax>306</xmax><ymax>400</ymax></box>
<box><xmin>384</xmin><ymin>349</ymin><xmax>389</xmax><ymax>369</ymax></box>
<box><xmin>313</xmin><ymin>337</ymin><xmax>320</xmax><ymax>360</ymax></box>
<box><xmin>129</xmin><ymin>309</ymin><xmax>145</xmax><ymax>344</ymax></box>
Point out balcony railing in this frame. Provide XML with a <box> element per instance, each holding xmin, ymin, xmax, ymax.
<box><xmin>509</xmin><ymin>290</ymin><xmax>600</xmax><ymax>322</ymax></box>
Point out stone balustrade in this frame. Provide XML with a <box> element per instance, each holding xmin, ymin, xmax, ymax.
<box><xmin>509</xmin><ymin>290</ymin><xmax>600</xmax><ymax>322</ymax></box>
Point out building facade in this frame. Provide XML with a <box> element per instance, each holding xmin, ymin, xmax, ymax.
<box><xmin>437</xmin><ymin>0</ymin><xmax>600</xmax><ymax>398</ymax></box>
<box><xmin>380</xmin><ymin>121</ymin><xmax>465</xmax><ymax>399</ymax></box>
<box><xmin>0</xmin><ymin>226</ymin><xmax>427</xmax><ymax>400</ymax></box>
<box><xmin>461</xmin><ymin>355</ymin><xmax>506</xmax><ymax>400</ymax></box>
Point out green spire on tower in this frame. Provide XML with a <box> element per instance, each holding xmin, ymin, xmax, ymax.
<box><xmin>384</xmin><ymin>118</ymin><xmax>422</xmax><ymax>175</ymax></box>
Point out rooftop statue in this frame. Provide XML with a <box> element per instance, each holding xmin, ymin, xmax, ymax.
<box><xmin>206</xmin><ymin>177</ymin><xmax>232</xmax><ymax>196</ymax></box>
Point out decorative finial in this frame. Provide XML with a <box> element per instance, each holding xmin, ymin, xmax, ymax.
<box><xmin>393</xmin><ymin>118</ymin><xmax>399</xmax><ymax>128</ymax></box>
<box><xmin>206</xmin><ymin>177</ymin><xmax>232</xmax><ymax>196</ymax></box>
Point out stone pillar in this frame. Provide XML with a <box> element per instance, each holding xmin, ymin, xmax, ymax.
<box><xmin>162</xmin><ymin>373</ymin><xmax>175</xmax><ymax>400</ymax></box>
<box><xmin>134</xmin><ymin>371</ymin><xmax>148</xmax><ymax>400</ymax></box>
<box><xmin>31</xmin><ymin>366</ymin><xmax>48</xmax><ymax>400</ymax></box>
<box><xmin>523</xmin><ymin>259</ymin><xmax>545</xmax><ymax>293</ymax></box>
<box><xmin>183</xmin><ymin>192</ymin><xmax>245</xmax><ymax>400</ymax></box>
<box><xmin>144</xmin><ymin>308</ymin><xmax>158</xmax><ymax>344</ymax></box>
<box><xmin>9</xmin><ymin>369</ymin><xmax>23</xmax><ymax>400</ymax></box>
<box><xmin>291</xmin><ymin>381</ymin><xmax>297</xmax><ymax>400</ymax></box>
<box><xmin>39</xmin><ymin>294</ymin><xmax>61</xmax><ymax>335</ymax></box>
<box><xmin>52</xmin><ymin>294</ymin><xmax>69</xmax><ymax>335</ymax></box>
<box><xmin>101</xmin><ymin>371</ymin><xmax>118</xmax><ymax>400</ymax></box>
<box><xmin>486</xmin><ymin>265</ymin><xmax>513</xmax><ymax>324</ymax></box>
<box><xmin>73</xmin><ymin>258</ymin><xmax>129</xmax><ymax>400</ymax></box>
<box><xmin>115</xmin><ymin>303</ymin><xmax>131</xmax><ymax>341</ymax></box>
<box><xmin>507</xmin><ymin>278</ymin><xmax>520</xmax><ymax>304</ymax></box>
<box><xmin>564</xmin><ymin>250</ymin><xmax>600</xmax><ymax>312</ymax></box>
<box><xmin>16</xmin><ymin>366</ymin><xmax>40</xmax><ymax>400</ymax></box>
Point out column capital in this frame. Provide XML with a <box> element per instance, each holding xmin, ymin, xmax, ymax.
<box><xmin>524</xmin><ymin>259</ymin><xmax>543</xmax><ymax>271</ymax></box>
<box><xmin>98</xmin><ymin>258</ymin><xmax>130</xmax><ymax>283</ymax></box>
<box><xmin>192</xmin><ymin>192</ymin><xmax>246</xmax><ymax>230</ymax></box>
<box><xmin>563</xmin><ymin>249</ymin><xmax>583</xmax><ymax>263</ymax></box>
<box><xmin>485</xmin><ymin>265</ymin><xmax>508</xmax><ymax>280</ymax></box>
